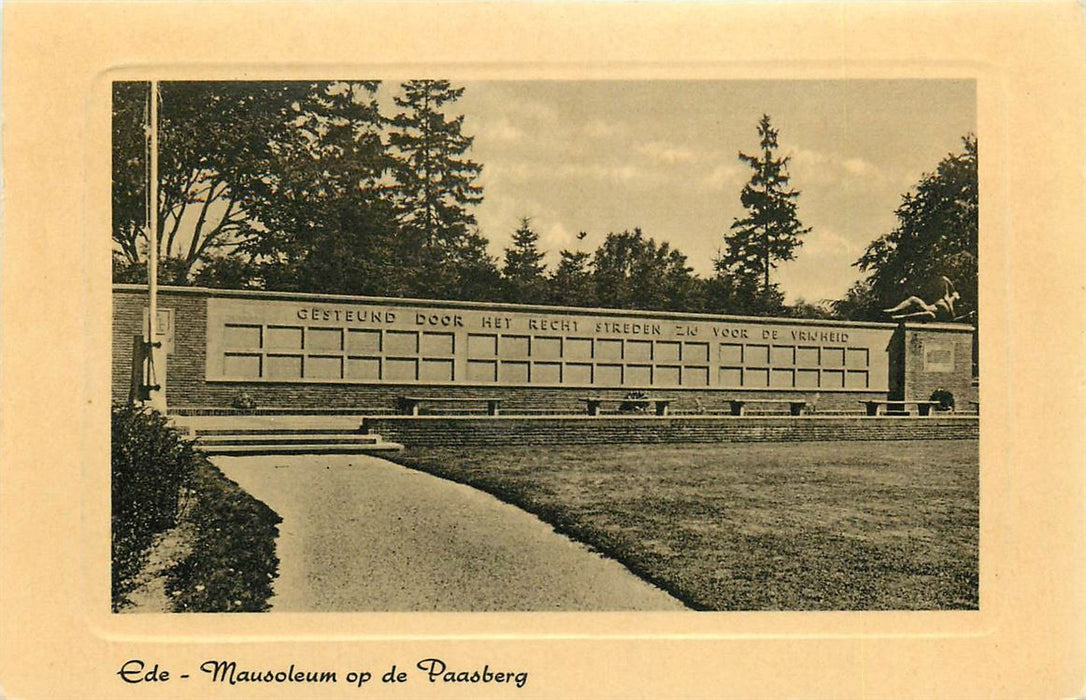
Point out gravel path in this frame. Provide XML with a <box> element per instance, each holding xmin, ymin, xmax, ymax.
<box><xmin>213</xmin><ymin>454</ymin><xmax>686</xmax><ymax>612</ymax></box>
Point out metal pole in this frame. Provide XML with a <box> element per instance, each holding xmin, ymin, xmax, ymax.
<box><xmin>145</xmin><ymin>80</ymin><xmax>166</xmax><ymax>411</ymax></box>
<box><xmin>148</xmin><ymin>80</ymin><xmax>158</xmax><ymax>344</ymax></box>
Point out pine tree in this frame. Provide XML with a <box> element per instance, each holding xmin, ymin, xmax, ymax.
<box><xmin>387</xmin><ymin>80</ymin><xmax>489</xmax><ymax>297</ymax></box>
<box><xmin>501</xmin><ymin>218</ymin><xmax>547</xmax><ymax>302</ymax></box>
<box><xmin>718</xmin><ymin>114</ymin><xmax>810</xmax><ymax>308</ymax></box>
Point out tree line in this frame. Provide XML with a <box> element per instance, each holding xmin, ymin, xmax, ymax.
<box><xmin>113</xmin><ymin>81</ymin><xmax>977</xmax><ymax>322</ymax></box>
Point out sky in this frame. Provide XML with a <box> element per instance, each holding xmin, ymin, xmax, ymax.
<box><xmin>449</xmin><ymin>80</ymin><xmax>975</xmax><ymax>305</ymax></box>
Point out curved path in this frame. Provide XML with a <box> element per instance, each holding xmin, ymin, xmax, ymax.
<box><xmin>213</xmin><ymin>454</ymin><xmax>686</xmax><ymax>612</ymax></box>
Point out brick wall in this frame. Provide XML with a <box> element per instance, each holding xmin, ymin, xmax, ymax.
<box><xmin>113</xmin><ymin>289</ymin><xmax>208</xmax><ymax>406</ymax></box>
<box><xmin>902</xmin><ymin>325</ymin><xmax>976</xmax><ymax>408</ymax></box>
<box><xmin>362</xmin><ymin>415</ymin><xmax>979</xmax><ymax>448</ymax></box>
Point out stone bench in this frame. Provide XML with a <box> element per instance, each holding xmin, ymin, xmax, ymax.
<box><xmin>397</xmin><ymin>396</ymin><xmax>501</xmax><ymax>416</ymax></box>
<box><xmin>578</xmin><ymin>397</ymin><xmax>672</xmax><ymax>417</ymax></box>
<box><xmin>728</xmin><ymin>399</ymin><xmax>808</xmax><ymax>416</ymax></box>
<box><xmin>860</xmin><ymin>400</ymin><xmax>942</xmax><ymax>416</ymax></box>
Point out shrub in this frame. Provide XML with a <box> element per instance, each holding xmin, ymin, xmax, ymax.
<box><xmin>619</xmin><ymin>391</ymin><xmax>650</xmax><ymax>413</ymax></box>
<box><xmin>166</xmin><ymin>461</ymin><xmax>282</xmax><ymax>612</ymax></box>
<box><xmin>930</xmin><ymin>389</ymin><xmax>955</xmax><ymax>412</ymax></box>
<box><xmin>111</xmin><ymin>404</ymin><xmax>199</xmax><ymax>610</ymax></box>
<box><xmin>231</xmin><ymin>392</ymin><xmax>256</xmax><ymax>411</ymax></box>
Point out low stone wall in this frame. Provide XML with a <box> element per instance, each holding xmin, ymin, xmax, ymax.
<box><xmin>361</xmin><ymin>415</ymin><xmax>979</xmax><ymax>449</ymax></box>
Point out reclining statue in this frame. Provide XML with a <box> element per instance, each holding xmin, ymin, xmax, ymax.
<box><xmin>884</xmin><ymin>276</ymin><xmax>963</xmax><ymax>321</ymax></box>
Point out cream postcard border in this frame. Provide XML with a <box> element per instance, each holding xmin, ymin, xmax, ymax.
<box><xmin>2</xmin><ymin>2</ymin><xmax>1083</xmax><ymax>698</ymax></box>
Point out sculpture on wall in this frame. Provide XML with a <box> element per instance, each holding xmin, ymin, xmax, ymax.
<box><xmin>883</xmin><ymin>276</ymin><xmax>962</xmax><ymax>321</ymax></box>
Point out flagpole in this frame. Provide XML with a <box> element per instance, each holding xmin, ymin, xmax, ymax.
<box><xmin>145</xmin><ymin>80</ymin><xmax>166</xmax><ymax>411</ymax></box>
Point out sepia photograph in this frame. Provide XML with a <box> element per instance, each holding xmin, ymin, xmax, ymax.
<box><xmin>111</xmin><ymin>78</ymin><xmax>979</xmax><ymax>614</ymax></box>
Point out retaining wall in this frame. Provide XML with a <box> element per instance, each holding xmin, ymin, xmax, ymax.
<box><xmin>361</xmin><ymin>415</ymin><xmax>979</xmax><ymax>449</ymax></box>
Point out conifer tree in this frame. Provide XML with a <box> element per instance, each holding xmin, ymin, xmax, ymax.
<box><xmin>387</xmin><ymin>80</ymin><xmax>490</xmax><ymax>297</ymax></box>
<box><xmin>501</xmin><ymin>218</ymin><xmax>547</xmax><ymax>302</ymax></box>
<box><xmin>718</xmin><ymin>114</ymin><xmax>810</xmax><ymax>308</ymax></box>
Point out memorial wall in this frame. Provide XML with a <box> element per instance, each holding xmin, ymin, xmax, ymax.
<box><xmin>113</xmin><ymin>286</ymin><xmax>976</xmax><ymax>411</ymax></box>
<box><xmin>205</xmin><ymin>295</ymin><xmax>893</xmax><ymax>392</ymax></box>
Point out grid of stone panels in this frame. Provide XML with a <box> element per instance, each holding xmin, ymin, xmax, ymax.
<box><xmin>216</xmin><ymin>319</ymin><xmax>871</xmax><ymax>389</ymax></box>
<box><xmin>716</xmin><ymin>342</ymin><xmax>870</xmax><ymax>389</ymax></box>
<box><xmin>220</xmin><ymin>323</ymin><xmax>457</xmax><ymax>382</ymax></box>
<box><xmin>465</xmin><ymin>333</ymin><xmax>712</xmax><ymax>387</ymax></box>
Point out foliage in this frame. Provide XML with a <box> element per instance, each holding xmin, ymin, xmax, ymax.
<box><xmin>112</xmin><ymin>81</ymin><xmax>315</xmax><ymax>282</ymax></box>
<box><xmin>930</xmin><ymin>389</ymin><xmax>956</xmax><ymax>412</ymax></box>
<box><xmin>703</xmin><ymin>272</ymin><xmax>783</xmax><ymax>317</ymax></box>
<box><xmin>112</xmin><ymin>81</ymin><xmax>857</xmax><ymax>320</ymax></box>
<box><xmin>165</xmin><ymin>461</ymin><xmax>281</xmax><ymax>612</ymax></box>
<box><xmin>112</xmin><ymin>82</ymin><xmax>149</xmax><ymax>266</ymax></box>
<box><xmin>782</xmin><ymin>298</ymin><xmax>835</xmax><ymax>320</ymax></box>
<box><xmin>241</xmin><ymin>82</ymin><xmax>408</xmax><ymax>296</ymax></box>
<box><xmin>192</xmin><ymin>254</ymin><xmax>263</xmax><ymax>290</ymax></box>
<box><xmin>592</xmin><ymin>229</ymin><xmax>702</xmax><ymax>312</ymax></box>
<box><xmin>230</xmin><ymin>392</ymin><xmax>256</xmax><ymax>410</ymax></box>
<box><xmin>111</xmin><ymin>81</ymin><xmax>402</xmax><ymax>290</ymax></box>
<box><xmin>387</xmin><ymin>80</ymin><xmax>493</xmax><ymax>299</ymax></box>
<box><xmin>852</xmin><ymin>135</ymin><xmax>978</xmax><ymax>321</ymax></box>
<box><xmin>501</xmin><ymin>218</ymin><xmax>548</xmax><ymax>303</ymax></box>
<box><xmin>718</xmin><ymin>114</ymin><xmax>810</xmax><ymax>297</ymax></box>
<box><xmin>548</xmin><ymin>246</ymin><xmax>596</xmax><ymax>307</ymax></box>
<box><xmin>829</xmin><ymin>279</ymin><xmax>883</xmax><ymax>321</ymax></box>
<box><xmin>111</xmin><ymin>404</ymin><xmax>199</xmax><ymax>610</ymax></box>
<box><xmin>619</xmin><ymin>391</ymin><xmax>651</xmax><ymax>413</ymax></box>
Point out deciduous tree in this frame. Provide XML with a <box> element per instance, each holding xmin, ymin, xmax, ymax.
<box><xmin>592</xmin><ymin>229</ymin><xmax>700</xmax><ymax>312</ymax></box>
<box><xmin>111</xmin><ymin>81</ymin><xmax>388</xmax><ymax>286</ymax></box>
<box><xmin>853</xmin><ymin>135</ymin><xmax>978</xmax><ymax>321</ymax></box>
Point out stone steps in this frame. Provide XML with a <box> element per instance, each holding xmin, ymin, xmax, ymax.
<box><xmin>183</xmin><ymin>424</ymin><xmax>402</xmax><ymax>456</ymax></box>
<box><xmin>199</xmin><ymin>442</ymin><xmax>404</xmax><ymax>456</ymax></box>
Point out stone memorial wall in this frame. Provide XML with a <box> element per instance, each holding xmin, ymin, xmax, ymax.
<box><xmin>113</xmin><ymin>286</ymin><xmax>976</xmax><ymax>413</ymax></box>
<box><xmin>205</xmin><ymin>295</ymin><xmax>893</xmax><ymax>392</ymax></box>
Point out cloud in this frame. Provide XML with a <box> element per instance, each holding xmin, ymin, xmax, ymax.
<box><xmin>477</xmin><ymin>160</ymin><xmax>535</xmax><ymax>184</ymax></box>
<box><xmin>698</xmin><ymin>163</ymin><xmax>742</xmax><ymax>192</ymax></box>
<box><xmin>842</xmin><ymin>157</ymin><xmax>875</xmax><ymax>177</ymax></box>
<box><xmin>800</xmin><ymin>227</ymin><xmax>862</xmax><ymax>259</ymax></box>
<box><xmin>506</xmin><ymin>98</ymin><xmax>560</xmax><ymax>125</ymax></box>
<box><xmin>582</xmin><ymin>117</ymin><xmax>625</xmax><ymax>139</ymax></box>
<box><xmin>473</xmin><ymin>116</ymin><xmax>525</xmax><ymax>144</ymax></box>
<box><xmin>541</xmin><ymin>220</ymin><xmax>576</xmax><ymax>252</ymax></box>
<box><xmin>556</xmin><ymin>162</ymin><xmax>646</xmax><ymax>184</ymax></box>
<box><xmin>785</xmin><ymin>142</ymin><xmax>888</xmax><ymax>186</ymax></box>
<box><xmin>636</xmin><ymin>140</ymin><xmax>701</xmax><ymax>165</ymax></box>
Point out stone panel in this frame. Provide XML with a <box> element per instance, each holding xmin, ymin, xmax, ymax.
<box><xmin>533</xmin><ymin>362</ymin><xmax>562</xmax><ymax>384</ymax></box>
<box><xmin>306</xmin><ymin>355</ymin><xmax>342</xmax><ymax>379</ymax></box>
<box><xmin>266</xmin><ymin>325</ymin><xmax>303</xmax><ymax>350</ymax></box>
<box><xmin>347</xmin><ymin>329</ymin><xmax>381</xmax><ymax>354</ymax></box>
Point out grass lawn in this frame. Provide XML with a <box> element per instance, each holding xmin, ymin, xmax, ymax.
<box><xmin>392</xmin><ymin>440</ymin><xmax>978</xmax><ymax>611</ymax></box>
